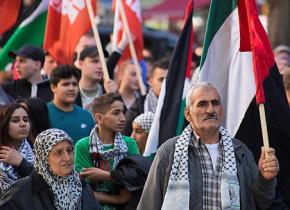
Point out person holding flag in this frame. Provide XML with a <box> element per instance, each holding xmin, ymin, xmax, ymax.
<box><xmin>138</xmin><ymin>83</ymin><xmax>279</xmax><ymax>210</ymax></box>
<box><xmin>198</xmin><ymin>0</ymin><xmax>290</xmax><ymax>206</ymax></box>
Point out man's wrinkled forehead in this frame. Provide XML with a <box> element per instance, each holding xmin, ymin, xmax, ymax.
<box><xmin>187</xmin><ymin>84</ymin><xmax>221</xmax><ymax>106</ymax></box>
<box><xmin>193</xmin><ymin>86</ymin><xmax>220</xmax><ymax>100</ymax></box>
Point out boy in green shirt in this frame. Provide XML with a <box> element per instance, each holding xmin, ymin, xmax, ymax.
<box><xmin>74</xmin><ymin>92</ymin><xmax>139</xmax><ymax>210</ymax></box>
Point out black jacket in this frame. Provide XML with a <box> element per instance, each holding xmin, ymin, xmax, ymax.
<box><xmin>0</xmin><ymin>86</ymin><xmax>13</xmax><ymax>105</ymax></box>
<box><xmin>2</xmin><ymin>79</ymin><xmax>53</xmax><ymax>103</ymax></box>
<box><xmin>0</xmin><ymin>171</ymin><xmax>101</xmax><ymax>210</ymax></box>
<box><xmin>111</xmin><ymin>155</ymin><xmax>152</xmax><ymax>210</ymax></box>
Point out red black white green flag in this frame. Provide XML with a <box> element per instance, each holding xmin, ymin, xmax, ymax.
<box><xmin>199</xmin><ymin>0</ymin><xmax>290</xmax><ymax>205</ymax></box>
<box><xmin>143</xmin><ymin>0</ymin><xmax>194</xmax><ymax>157</ymax></box>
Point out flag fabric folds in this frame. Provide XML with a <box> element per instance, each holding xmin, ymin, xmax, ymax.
<box><xmin>112</xmin><ymin>0</ymin><xmax>143</xmax><ymax>62</ymax></box>
<box><xmin>0</xmin><ymin>0</ymin><xmax>21</xmax><ymax>36</ymax></box>
<box><xmin>199</xmin><ymin>0</ymin><xmax>290</xmax><ymax>205</ymax></box>
<box><xmin>143</xmin><ymin>0</ymin><xmax>193</xmax><ymax>157</ymax></box>
<box><xmin>0</xmin><ymin>0</ymin><xmax>48</xmax><ymax>70</ymax></box>
<box><xmin>44</xmin><ymin>0</ymin><xmax>96</xmax><ymax>65</ymax></box>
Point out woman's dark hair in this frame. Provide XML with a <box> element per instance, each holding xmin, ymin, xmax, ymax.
<box><xmin>0</xmin><ymin>103</ymin><xmax>32</xmax><ymax>146</ymax></box>
<box><xmin>16</xmin><ymin>98</ymin><xmax>50</xmax><ymax>139</ymax></box>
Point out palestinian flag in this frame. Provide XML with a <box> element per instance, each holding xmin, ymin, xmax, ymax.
<box><xmin>143</xmin><ymin>0</ymin><xmax>193</xmax><ymax>157</ymax></box>
<box><xmin>0</xmin><ymin>0</ymin><xmax>42</xmax><ymax>47</ymax></box>
<box><xmin>199</xmin><ymin>0</ymin><xmax>290</xmax><ymax>205</ymax></box>
<box><xmin>0</xmin><ymin>0</ymin><xmax>49</xmax><ymax>70</ymax></box>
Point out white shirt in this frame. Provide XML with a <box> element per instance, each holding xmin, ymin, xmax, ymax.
<box><xmin>205</xmin><ymin>143</ymin><xmax>219</xmax><ymax>170</ymax></box>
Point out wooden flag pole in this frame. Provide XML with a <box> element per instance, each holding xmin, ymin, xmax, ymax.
<box><xmin>112</xmin><ymin>0</ymin><xmax>120</xmax><ymax>50</ymax></box>
<box><xmin>118</xmin><ymin>0</ymin><xmax>146</xmax><ymax>95</ymax></box>
<box><xmin>86</xmin><ymin>0</ymin><xmax>110</xmax><ymax>81</ymax></box>
<box><xmin>258</xmin><ymin>103</ymin><xmax>270</xmax><ymax>156</ymax></box>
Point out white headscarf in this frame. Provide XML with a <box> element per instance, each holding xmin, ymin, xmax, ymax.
<box><xmin>34</xmin><ymin>128</ymin><xmax>82</xmax><ymax>210</ymax></box>
<box><xmin>133</xmin><ymin>112</ymin><xmax>155</xmax><ymax>133</ymax></box>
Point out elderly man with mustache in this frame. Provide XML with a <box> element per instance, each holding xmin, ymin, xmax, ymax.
<box><xmin>138</xmin><ymin>83</ymin><xmax>280</xmax><ymax>210</ymax></box>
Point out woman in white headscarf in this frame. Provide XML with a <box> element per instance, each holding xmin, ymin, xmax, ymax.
<box><xmin>131</xmin><ymin>112</ymin><xmax>154</xmax><ymax>155</ymax></box>
<box><xmin>0</xmin><ymin>128</ymin><xmax>101</xmax><ymax>210</ymax></box>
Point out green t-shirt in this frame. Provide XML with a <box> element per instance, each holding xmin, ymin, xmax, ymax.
<box><xmin>74</xmin><ymin>135</ymin><xmax>139</xmax><ymax>201</ymax></box>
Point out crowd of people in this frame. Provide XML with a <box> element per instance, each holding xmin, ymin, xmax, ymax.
<box><xmin>0</xmin><ymin>28</ymin><xmax>289</xmax><ymax>209</ymax></box>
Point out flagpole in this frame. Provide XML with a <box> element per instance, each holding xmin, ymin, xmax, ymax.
<box><xmin>85</xmin><ymin>0</ymin><xmax>110</xmax><ymax>81</ymax></box>
<box><xmin>118</xmin><ymin>0</ymin><xmax>146</xmax><ymax>95</ymax></box>
<box><xmin>112</xmin><ymin>0</ymin><xmax>120</xmax><ymax>51</ymax></box>
<box><xmin>258</xmin><ymin>103</ymin><xmax>270</xmax><ymax>154</ymax></box>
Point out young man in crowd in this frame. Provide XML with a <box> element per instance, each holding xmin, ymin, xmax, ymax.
<box><xmin>47</xmin><ymin>64</ymin><xmax>95</xmax><ymax>144</ymax></box>
<box><xmin>3</xmin><ymin>45</ymin><xmax>52</xmax><ymax>102</ymax></box>
<box><xmin>74</xmin><ymin>92</ymin><xmax>139</xmax><ymax>209</ymax></box>
<box><xmin>123</xmin><ymin>58</ymin><xmax>169</xmax><ymax>135</ymax></box>
<box><xmin>74</xmin><ymin>30</ymin><xmax>97</xmax><ymax>69</ymax></box>
<box><xmin>77</xmin><ymin>46</ymin><xmax>105</xmax><ymax>110</ymax></box>
<box><xmin>41</xmin><ymin>52</ymin><xmax>58</xmax><ymax>79</ymax></box>
<box><xmin>75</xmin><ymin>31</ymin><xmax>130</xmax><ymax>111</ymax></box>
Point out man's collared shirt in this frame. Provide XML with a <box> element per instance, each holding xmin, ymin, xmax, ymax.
<box><xmin>192</xmin><ymin>131</ymin><xmax>224</xmax><ymax>210</ymax></box>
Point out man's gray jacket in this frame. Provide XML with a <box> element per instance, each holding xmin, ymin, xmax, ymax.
<box><xmin>137</xmin><ymin>136</ymin><xmax>277</xmax><ymax>210</ymax></box>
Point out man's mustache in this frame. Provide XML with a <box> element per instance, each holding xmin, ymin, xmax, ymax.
<box><xmin>203</xmin><ymin>113</ymin><xmax>218</xmax><ymax>120</ymax></box>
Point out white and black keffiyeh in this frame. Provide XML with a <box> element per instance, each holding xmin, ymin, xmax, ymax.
<box><xmin>161</xmin><ymin>125</ymin><xmax>240</xmax><ymax>210</ymax></box>
<box><xmin>0</xmin><ymin>138</ymin><xmax>35</xmax><ymax>193</ymax></box>
<box><xmin>34</xmin><ymin>128</ymin><xmax>82</xmax><ymax>210</ymax></box>
<box><xmin>89</xmin><ymin>126</ymin><xmax>128</xmax><ymax>169</ymax></box>
<box><xmin>133</xmin><ymin>112</ymin><xmax>155</xmax><ymax>133</ymax></box>
<box><xmin>0</xmin><ymin>170</ymin><xmax>14</xmax><ymax>195</ymax></box>
<box><xmin>144</xmin><ymin>89</ymin><xmax>158</xmax><ymax>113</ymax></box>
<box><xmin>219</xmin><ymin>128</ymin><xmax>240</xmax><ymax>209</ymax></box>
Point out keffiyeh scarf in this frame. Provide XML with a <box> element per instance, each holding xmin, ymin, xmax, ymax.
<box><xmin>161</xmin><ymin>125</ymin><xmax>240</xmax><ymax>210</ymax></box>
<box><xmin>0</xmin><ymin>170</ymin><xmax>14</xmax><ymax>195</ymax></box>
<box><xmin>89</xmin><ymin>126</ymin><xmax>128</xmax><ymax>169</ymax></box>
<box><xmin>144</xmin><ymin>89</ymin><xmax>158</xmax><ymax>113</ymax></box>
<box><xmin>34</xmin><ymin>128</ymin><xmax>82</xmax><ymax>210</ymax></box>
<box><xmin>133</xmin><ymin>112</ymin><xmax>155</xmax><ymax>133</ymax></box>
<box><xmin>0</xmin><ymin>139</ymin><xmax>35</xmax><ymax>193</ymax></box>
